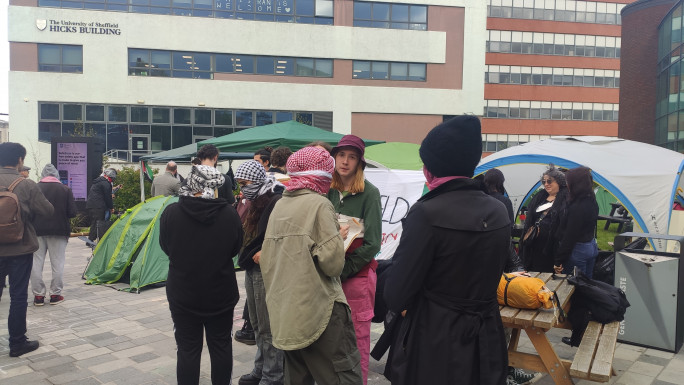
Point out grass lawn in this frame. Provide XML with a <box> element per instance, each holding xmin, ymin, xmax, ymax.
<box><xmin>596</xmin><ymin>219</ymin><xmax>628</xmax><ymax>251</ymax></box>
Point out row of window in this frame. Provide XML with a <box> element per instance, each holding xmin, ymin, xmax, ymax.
<box><xmin>38</xmin><ymin>103</ymin><xmax>322</xmax><ymax>151</ymax></box>
<box><xmin>129</xmin><ymin>49</ymin><xmax>334</xmax><ymax>78</ymax></box>
<box><xmin>488</xmin><ymin>0</ymin><xmax>624</xmax><ymax>25</ymax></box>
<box><xmin>484</xmin><ymin>100</ymin><xmax>619</xmax><ymax>121</ymax></box>
<box><xmin>39</xmin><ymin>44</ymin><xmax>429</xmax><ymax>81</ymax></box>
<box><xmin>38</xmin><ymin>0</ymin><xmax>335</xmax><ymax>24</ymax></box>
<box><xmin>353</xmin><ymin>1</ymin><xmax>427</xmax><ymax>31</ymax></box>
<box><xmin>37</xmin><ymin>0</ymin><xmax>432</xmax><ymax>30</ymax></box>
<box><xmin>487</xmin><ymin>31</ymin><xmax>621</xmax><ymax>58</ymax></box>
<box><xmin>655</xmin><ymin>112</ymin><xmax>684</xmax><ymax>151</ymax></box>
<box><xmin>485</xmin><ymin>65</ymin><xmax>620</xmax><ymax>88</ymax></box>
<box><xmin>482</xmin><ymin>133</ymin><xmax>550</xmax><ymax>153</ymax></box>
<box><xmin>352</xmin><ymin>61</ymin><xmax>426</xmax><ymax>81</ymax></box>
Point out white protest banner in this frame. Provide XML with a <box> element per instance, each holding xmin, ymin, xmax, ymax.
<box><xmin>364</xmin><ymin>169</ymin><xmax>426</xmax><ymax>260</ymax></box>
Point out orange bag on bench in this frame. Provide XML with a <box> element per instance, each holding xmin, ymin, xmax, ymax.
<box><xmin>497</xmin><ymin>273</ymin><xmax>553</xmax><ymax>309</ymax></box>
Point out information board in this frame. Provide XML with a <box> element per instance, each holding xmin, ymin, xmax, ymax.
<box><xmin>56</xmin><ymin>142</ymin><xmax>89</xmax><ymax>201</ymax></box>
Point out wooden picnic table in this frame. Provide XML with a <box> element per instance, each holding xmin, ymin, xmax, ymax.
<box><xmin>500</xmin><ymin>272</ymin><xmax>619</xmax><ymax>384</ymax></box>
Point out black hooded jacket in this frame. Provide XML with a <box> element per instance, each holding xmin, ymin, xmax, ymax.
<box><xmin>160</xmin><ymin>196</ymin><xmax>243</xmax><ymax>316</ymax></box>
<box><xmin>85</xmin><ymin>176</ymin><xmax>113</xmax><ymax>210</ymax></box>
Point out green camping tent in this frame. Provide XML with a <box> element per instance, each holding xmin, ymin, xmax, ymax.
<box><xmin>199</xmin><ymin>120</ymin><xmax>383</xmax><ymax>152</ymax></box>
<box><xmin>365</xmin><ymin>142</ymin><xmax>422</xmax><ymax>170</ymax></box>
<box><xmin>84</xmin><ymin>195</ymin><xmax>177</xmax><ymax>292</ymax></box>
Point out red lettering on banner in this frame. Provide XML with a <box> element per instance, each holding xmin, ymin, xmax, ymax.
<box><xmin>381</xmin><ymin>232</ymin><xmax>398</xmax><ymax>245</ymax></box>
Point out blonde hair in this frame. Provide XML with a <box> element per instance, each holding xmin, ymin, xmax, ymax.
<box><xmin>331</xmin><ymin>162</ymin><xmax>365</xmax><ymax>193</ymax></box>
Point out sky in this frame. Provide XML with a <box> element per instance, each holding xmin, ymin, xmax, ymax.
<box><xmin>1</xmin><ymin>0</ymin><xmax>9</xmax><ymax>120</ymax></box>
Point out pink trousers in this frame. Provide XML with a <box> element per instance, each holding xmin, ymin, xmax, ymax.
<box><xmin>342</xmin><ymin>268</ymin><xmax>377</xmax><ymax>385</ymax></box>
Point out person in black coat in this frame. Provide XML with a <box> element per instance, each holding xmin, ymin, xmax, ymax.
<box><xmin>159</xmin><ymin>151</ymin><xmax>243</xmax><ymax>385</ymax></box>
<box><xmin>31</xmin><ymin>164</ymin><xmax>77</xmax><ymax>305</ymax></box>
<box><xmin>383</xmin><ymin>116</ymin><xmax>509</xmax><ymax>385</ymax></box>
<box><xmin>234</xmin><ymin>160</ymin><xmax>285</xmax><ymax>385</ymax></box>
<box><xmin>555</xmin><ymin>167</ymin><xmax>599</xmax><ymax>277</ymax></box>
<box><xmin>520</xmin><ymin>165</ymin><xmax>569</xmax><ymax>273</ymax></box>
<box><xmin>85</xmin><ymin>168</ymin><xmax>116</xmax><ymax>241</ymax></box>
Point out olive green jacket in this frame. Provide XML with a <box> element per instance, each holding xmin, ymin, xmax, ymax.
<box><xmin>260</xmin><ymin>188</ymin><xmax>347</xmax><ymax>350</ymax></box>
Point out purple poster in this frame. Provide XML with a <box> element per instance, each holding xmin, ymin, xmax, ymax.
<box><xmin>56</xmin><ymin>142</ymin><xmax>88</xmax><ymax>201</ymax></box>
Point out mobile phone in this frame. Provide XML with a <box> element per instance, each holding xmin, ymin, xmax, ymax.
<box><xmin>58</xmin><ymin>170</ymin><xmax>69</xmax><ymax>186</ymax></box>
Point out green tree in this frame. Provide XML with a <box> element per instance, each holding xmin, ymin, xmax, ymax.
<box><xmin>112</xmin><ymin>166</ymin><xmax>158</xmax><ymax>212</ymax></box>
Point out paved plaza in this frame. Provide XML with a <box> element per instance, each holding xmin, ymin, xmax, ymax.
<box><xmin>0</xmin><ymin>241</ymin><xmax>683</xmax><ymax>384</ymax></box>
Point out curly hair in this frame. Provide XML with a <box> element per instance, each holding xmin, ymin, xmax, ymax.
<box><xmin>542</xmin><ymin>164</ymin><xmax>567</xmax><ymax>187</ymax></box>
<box><xmin>271</xmin><ymin>147</ymin><xmax>293</xmax><ymax>169</ymax></box>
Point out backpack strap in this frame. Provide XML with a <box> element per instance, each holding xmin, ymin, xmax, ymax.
<box><xmin>503</xmin><ymin>274</ymin><xmax>517</xmax><ymax>307</ymax></box>
<box><xmin>552</xmin><ymin>291</ymin><xmax>566</xmax><ymax>323</ymax></box>
<box><xmin>8</xmin><ymin>177</ymin><xmax>24</xmax><ymax>192</ymax></box>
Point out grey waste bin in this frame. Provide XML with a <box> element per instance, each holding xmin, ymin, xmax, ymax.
<box><xmin>614</xmin><ymin>233</ymin><xmax>684</xmax><ymax>353</ymax></box>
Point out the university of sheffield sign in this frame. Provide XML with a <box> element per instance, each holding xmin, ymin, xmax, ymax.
<box><xmin>36</xmin><ymin>19</ymin><xmax>121</xmax><ymax>35</ymax></box>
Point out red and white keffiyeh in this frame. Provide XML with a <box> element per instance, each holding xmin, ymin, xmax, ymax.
<box><xmin>286</xmin><ymin>147</ymin><xmax>334</xmax><ymax>195</ymax></box>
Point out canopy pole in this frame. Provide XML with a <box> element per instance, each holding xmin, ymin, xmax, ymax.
<box><xmin>139</xmin><ymin>161</ymin><xmax>145</xmax><ymax>203</ymax></box>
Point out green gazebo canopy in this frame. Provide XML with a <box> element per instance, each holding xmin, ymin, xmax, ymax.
<box><xmin>198</xmin><ymin>120</ymin><xmax>383</xmax><ymax>152</ymax></box>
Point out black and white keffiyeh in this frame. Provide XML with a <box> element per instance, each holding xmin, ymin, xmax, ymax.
<box><xmin>179</xmin><ymin>165</ymin><xmax>225</xmax><ymax>199</ymax></box>
<box><xmin>234</xmin><ymin>160</ymin><xmax>283</xmax><ymax>200</ymax></box>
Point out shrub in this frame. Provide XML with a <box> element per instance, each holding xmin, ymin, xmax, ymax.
<box><xmin>112</xmin><ymin>166</ymin><xmax>158</xmax><ymax>212</ymax></box>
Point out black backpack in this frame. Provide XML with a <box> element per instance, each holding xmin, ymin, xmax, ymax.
<box><xmin>566</xmin><ymin>271</ymin><xmax>631</xmax><ymax>346</ymax></box>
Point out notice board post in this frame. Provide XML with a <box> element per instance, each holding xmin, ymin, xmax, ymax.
<box><xmin>51</xmin><ymin>137</ymin><xmax>105</xmax><ymax>212</ymax></box>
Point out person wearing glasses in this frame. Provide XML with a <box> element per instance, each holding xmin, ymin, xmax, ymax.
<box><xmin>520</xmin><ymin>165</ymin><xmax>569</xmax><ymax>273</ymax></box>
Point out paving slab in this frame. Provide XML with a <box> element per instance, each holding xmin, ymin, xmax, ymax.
<box><xmin>1</xmin><ymin>242</ymin><xmax>684</xmax><ymax>384</ymax></box>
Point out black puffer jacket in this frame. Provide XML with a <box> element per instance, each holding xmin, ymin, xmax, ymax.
<box><xmin>35</xmin><ymin>181</ymin><xmax>77</xmax><ymax>237</ymax></box>
<box><xmin>85</xmin><ymin>176</ymin><xmax>113</xmax><ymax>210</ymax></box>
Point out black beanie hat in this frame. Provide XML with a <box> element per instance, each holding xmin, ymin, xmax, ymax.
<box><xmin>419</xmin><ymin>115</ymin><xmax>482</xmax><ymax>178</ymax></box>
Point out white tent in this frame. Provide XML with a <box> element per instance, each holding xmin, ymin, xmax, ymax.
<box><xmin>475</xmin><ymin>136</ymin><xmax>684</xmax><ymax>252</ymax></box>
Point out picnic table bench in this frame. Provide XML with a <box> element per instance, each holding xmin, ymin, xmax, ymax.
<box><xmin>500</xmin><ymin>272</ymin><xmax>619</xmax><ymax>384</ymax></box>
<box><xmin>599</xmin><ymin>202</ymin><xmax>632</xmax><ymax>232</ymax></box>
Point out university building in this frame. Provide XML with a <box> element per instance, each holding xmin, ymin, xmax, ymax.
<box><xmin>8</xmin><ymin>0</ymin><xmax>486</xmax><ymax>163</ymax></box>
<box><xmin>482</xmin><ymin>0</ymin><xmax>632</xmax><ymax>154</ymax></box>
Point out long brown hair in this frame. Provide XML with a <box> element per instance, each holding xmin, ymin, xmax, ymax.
<box><xmin>243</xmin><ymin>192</ymin><xmax>274</xmax><ymax>236</ymax></box>
<box><xmin>331</xmin><ymin>162</ymin><xmax>365</xmax><ymax>193</ymax></box>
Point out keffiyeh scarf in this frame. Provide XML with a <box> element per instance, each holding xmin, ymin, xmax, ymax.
<box><xmin>234</xmin><ymin>160</ymin><xmax>283</xmax><ymax>201</ymax></box>
<box><xmin>179</xmin><ymin>165</ymin><xmax>225</xmax><ymax>199</ymax></box>
<box><xmin>286</xmin><ymin>147</ymin><xmax>334</xmax><ymax>195</ymax></box>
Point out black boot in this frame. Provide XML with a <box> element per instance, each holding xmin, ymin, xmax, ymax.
<box><xmin>235</xmin><ymin>319</ymin><xmax>256</xmax><ymax>345</ymax></box>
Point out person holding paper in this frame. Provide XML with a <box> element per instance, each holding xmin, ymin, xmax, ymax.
<box><xmin>327</xmin><ymin>135</ymin><xmax>382</xmax><ymax>385</ymax></box>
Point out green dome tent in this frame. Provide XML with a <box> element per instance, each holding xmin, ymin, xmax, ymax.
<box><xmin>84</xmin><ymin>195</ymin><xmax>177</xmax><ymax>292</ymax></box>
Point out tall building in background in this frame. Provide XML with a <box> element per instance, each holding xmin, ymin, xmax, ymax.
<box><xmin>483</xmin><ymin>0</ymin><xmax>632</xmax><ymax>154</ymax></box>
<box><xmin>619</xmin><ymin>0</ymin><xmax>678</xmax><ymax>149</ymax></box>
<box><xmin>8</xmin><ymin>0</ymin><xmax>486</xmax><ymax>165</ymax></box>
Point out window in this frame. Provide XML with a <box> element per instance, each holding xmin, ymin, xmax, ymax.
<box><xmin>352</xmin><ymin>61</ymin><xmax>426</xmax><ymax>81</ymax></box>
<box><xmin>487</xmin><ymin>31</ymin><xmax>621</xmax><ymax>59</ymax></box>
<box><xmin>39</xmin><ymin>0</ymin><xmax>333</xmax><ymax>24</ymax></box>
<box><xmin>488</xmin><ymin>0</ymin><xmax>622</xmax><ymax>26</ymax></box>
<box><xmin>38</xmin><ymin>103</ymin><xmax>323</xmax><ymax>155</ymax></box>
<box><xmin>354</xmin><ymin>1</ymin><xmax>427</xmax><ymax>30</ymax></box>
<box><xmin>484</xmin><ymin>65</ymin><xmax>619</xmax><ymax>89</ymax></box>
<box><xmin>484</xmin><ymin>99</ymin><xmax>618</xmax><ymax>122</ymax></box>
<box><xmin>38</xmin><ymin>44</ymin><xmax>82</xmax><ymax>73</ymax></box>
<box><xmin>131</xmin><ymin>49</ymin><xmax>333</xmax><ymax>78</ymax></box>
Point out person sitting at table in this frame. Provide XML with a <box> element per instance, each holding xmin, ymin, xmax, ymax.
<box><xmin>520</xmin><ymin>165</ymin><xmax>569</xmax><ymax>273</ymax></box>
<box><xmin>554</xmin><ymin>167</ymin><xmax>599</xmax><ymax>277</ymax></box>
